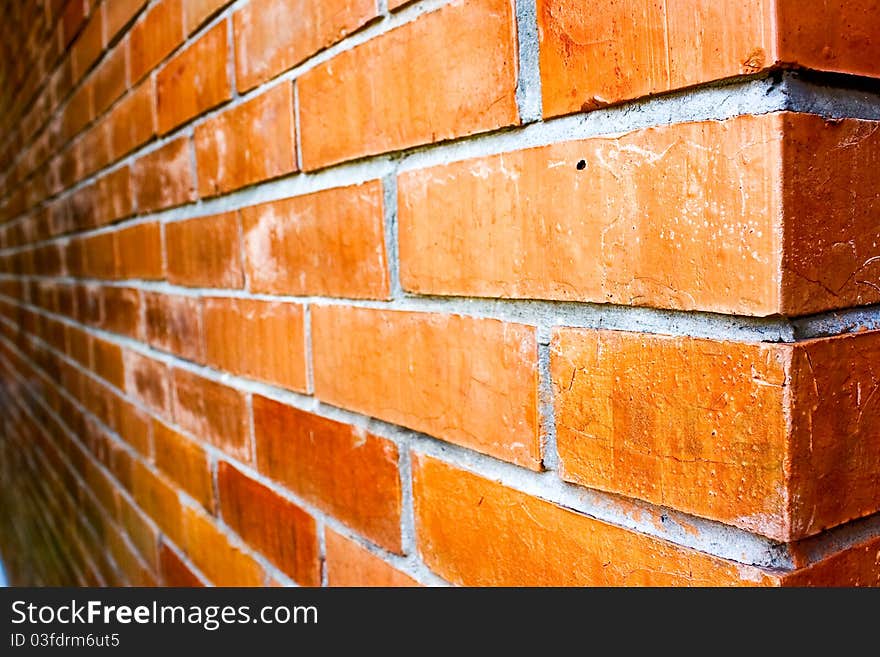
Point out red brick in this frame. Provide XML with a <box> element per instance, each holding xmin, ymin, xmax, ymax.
<box><xmin>71</xmin><ymin>7</ymin><xmax>104</xmax><ymax>82</ymax></box>
<box><xmin>92</xmin><ymin>44</ymin><xmax>127</xmax><ymax>116</ymax></box>
<box><xmin>233</xmin><ymin>0</ymin><xmax>376</xmax><ymax>92</ymax></box>
<box><xmin>115</xmin><ymin>398</ymin><xmax>152</xmax><ymax>457</ymax></box>
<box><xmin>165</xmin><ymin>212</ymin><xmax>244</xmax><ymax>288</ymax></box>
<box><xmin>131</xmin><ymin>137</ymin><xmax>196</xmax><ymax>212</ymax></box>
<box><xmin>171</xmin><ymin>368</ymin><xmax>249</xmax><ymax>461</ymax></box>
<box><xmin>128</xmin><ymin>0</ymin><xmax>184</xmax><ymax>84</ymax></box>
<box><xmin>152</xmin><ymin>419</ymin><xmax>214</xmax><ymax>512</ymax></box>
<box><xmin>131</xmin><ymin>459</ymin><xmax>184</xmax><ymax>547</ymax></box>
<box><xmin>183</xmin><ymin>0</ymin><xmax>232</xmax><ymax>34</ymax></box>
<box><xmin>105</xmin><ymin>0</ymin><xmax>148</xmax><ymax>43</ymax></box>
<box><xmin>115</xmin><ymin>222</ymin><xmax>164</xmax><ymax>280</ymax></box>
<box><xmin>194</xmin><ymin>83</ymin><xmax>296</xmax><ymax>197</ymax></box>
<box><xmin>325</xmin><ymin>529</ymin><xmax>417</xmax><ymax>587</ymax></box>
<box><xmin>203</xmin><ymin>298</ymin><xmax>306</xmax><ymax>392</ymax></box>
<box><xmin>91</xmin><ymin>338</ymin><xmax>124</xmax><ymax>389</ymax></box>
<box><xmin>537</xmin><ymin>0</ymin><xmax>775</xmax><ymax>118</ymax></box>
<box><xmin>142</xmin><ymin>292</ymin><xmax>203</xmax><ymax>362</ymax></box>
<box><xmin>217</xmin><ymin>461</ymin><xmax>320</xmax><ymax>586</ymax></box>
<box><xmin>91</xmin><ymin>166</ymin><xmax>133</xmax><ymax>226</ymax></box>
<box><xmin>107</xmin><ymin>81</ymin><xmax>155</xmax><ymax>160</ymax></box>
<box><xmin>298</xmin><ymin>0</ymin><xmax>519</xmax><ymax>169</ymax></box>
<box><xmin>399</xmin><ymin>114</ymin><xmax>783</xmax><ymax>316</ymax></box>
<box><xmin>253</xmin><ymin>396</ymin><xmax>402</xmax><ymax>551</ymax></box>
<box><xmin>413</xmin><ymin>455</ymin><xmax>776</xmax><ymax>586</ymax></box>
<box><xmin>159</xmin><ymin>542</ymin><xmax>205</xmax><ymax>586</ymax></box>
<box><xmin>182</xmin><ymin>505</ymin><xmax>264</xmax><ymax>586</ymax></box>
<box><xmin>156</xmin><ymin>21</ymin><xmax>230</xmax><ymax>134</ymax></box>
<box><xmin>100</xmin><ymin>286</ymin><xmax>141</xmax><ymax>338</ymax></box>
<box><xmin>312</xmin><ymin>306</ymin><xmax>540</xmax><ymax>468</ymax></box>
<box><xmin>123</xmin><ymin>350</ymin><xmax>171</xmax><ymax>417</ymax></box>
<box><xmin>241</xmin><ymin>182</ymin><xmax>389</xmax><ymax>299</ymax></box>
<box><xmin>551</xmin><ymin>327</ymin><xmax>880</xmax><ymax>541</ymax></box>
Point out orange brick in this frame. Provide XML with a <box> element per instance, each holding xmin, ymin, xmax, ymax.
<box><xmin>182</xmin><ymin>505</ymin><xmax>264</xmax><ymax>586</ymax></box>
<box><xmin>399</xmin><ymin>114</ymin><xmax>783</xmax><ymax>316</ymax></box>
<box><xmin>203</xmin><ymin>298</ymin><xmax>307</xmax><ymax>392</ymax></box>
<box><xmin>325</xmin><ymin>529</ymin><xmax>417</xmax><ymax>587</ymax></box>
<box><xmin>92</xmin><ymin>338</ymin><xmax>124</xmax><ymax>389</ymax></box>
<box><xmin>123</xmin><ymin>350</ymin><xmax>171</xmax><ymax>417</ymax></box>
<box><xmin>537</xmin><ymin>0</ymin><xmax>775</xmax><ymax>118</ymax></box>
<box><xmin>165</xmin><ymin>212</ymin><xmax>243</xmax><ymax>288</ymax></box>
<box><xmin>253</xmin><ymin>396</ymin><xmax>402</xmax><ymax>551</ymax></box>
<box><xmin>107</xmin><ymin>81</ymin><xmax>155</xmax><ymax>161</ymax></box>
<box><xmin>781</xmin><ymin>114</ymin><xmax>880</xmax><ymax>315</ymax></box>
<box><xmin>152</xmin><ymin>419</ymin><xmax>214</xmax><ymax>512</ymax></box>
<box><xmin>387</xmin><ymin>0</ymin><xmax>414</xmax><ymax>8</ymax></box>
<box><xmin>184</xmin><ymin>0</ymin><xmax>232</xmax><ymax>35</ymax></box>
<box><xmin>91</xmin><ymin>166</ymin><xmax>133</xmax><ymax>226</ymax></box>
<box><xmin>217</xmin><ymin>461</ymin><xmax>320</xmax><ymax>586</ymax></box>
<box><xmin>156</xmin><ymin>21</ymin><xmax>230</xmax><ymax>134</ymax></box>
<box><xmin>159</xmin><ymin>542</ymin><xmax>205</xmax><ymax>586</ymax></box>
<box><xmin>538</xmin><ymin>1</ymin><xmax>880</xmax><ymax>119</ymax></box>
<box><xmin>233</xmin><ymin>0</ymin><xmax>376</xmax><ymax>92</ymax></box>
<box><xmin>312</xmin><ymin>306</ymin><xmax>540</xmax><ymax>468</ymax></box>
<box><xmin>115</xmin><ymin>222</ymin><xmax>164</xmax><ymax>280</ymax></box>
<box><xmin>241</xmin><ymin>182</ymin><xmax>389</xmax><ymax>299</ymax></box>
<box><xmin>412</xmin><ymin>455</ymin><xmax>776</xmax><ymax>586</ymax></box>
<box><xmin>551</xmin><ymin>328</ymin><xmax>880</xmax><ymax>541</ymax></box>
<box><xmin>117</xmin><ymin>494</ymin><xmax>159</xmax><ymax>569</ymax></box>
<box><xmin>143</xmin><ymin>292</ymin><xmax>203</xmax><ymax>362</ymax></box>
<box><xmin>82</xmin><ymin>232</ymin><xmax>117</xmax><ymax>279</ymax></box>
<box><xmin>100</xmin><ymin>286</ymin><xmax>141</xmax><ymax>338</ymax></box>
<box><xmin>131</xmin><ymin>459</ymin><xmax>184</xmax><ymax>547</ymax></box>
<box><xmin>171</xmin><ymin>368</ymin><xmax>250</xmax><ymax>461</ymax></box>
<box><xmin>298</xmin><ymin>0</ymin><xmax>519</xmax><ymax>169</ymax></box>
<box><xmin>71</xmin><ymin>7</ymin><xmax>104</xmax><ymax>82</ymax></box>
<box><xmin>781</xmin><ymin>535</ymin><xmax>880</xmax><ymax>587</ymax></box>
<box><xmin>92</xmin><ymin>44</ymin><xmax>127</xmax><ymax>116</ymax></box>
<box><xmin>131</xmin><ymin>137</ymin><xmax>196</xmax><ymax>212</ymax></box>
<box><xmin>194</xmin><ymin>83</ymin><xmax>297</xmax><ymax>197</ymax></box>
<box><xmin>115</xmin><ymin>398</ymin><xmax>151</xmax><ymax>456</ymax></box>
<box><xmin>106</xmin><ymin>0</ymin><xmax>148</xmax><ymax>43</ymax></box>
<box><xmin>129</xmin><ymin>0</ymin><xmax>184</xmax><ymax>84</ymax></box>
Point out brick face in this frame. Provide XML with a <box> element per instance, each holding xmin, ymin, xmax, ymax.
<box><xmin>298</xmin><ymin>0</ymin><xmax>520</xmax><ymax>169</ymax></box>
<box><xmin>233</xmin><ymin>0</ymin><xmax>377</xmax><ymax>93</ymax></box>
<box><xmin>312</xmin><ymin>306</ymin><xmax>541</xmax><ymax>469</ymax></box>
<box><xmin>241</xmin><ymin>182</ymin><xmax>389</xmax><ymax>299</ymax></box>
<box><xmin>194</xmin><ymin>83</ymin><xmax>297</xmax><ymax>197</ymax></box>
<box><xmin>2</xmin><ymin>0</ymin><xmax>880</xmax><ymax>590</ymax></box>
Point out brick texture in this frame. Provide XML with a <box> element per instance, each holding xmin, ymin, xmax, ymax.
<box><xmin>1</xmin><ymin>0</ymin><xmax>879</xmax><ymax>589</ymax></box>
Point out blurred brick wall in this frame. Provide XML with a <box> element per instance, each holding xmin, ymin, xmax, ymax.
<box><xmin>0</xmin><ymin>0</ymin><xmax>879</xmax><ymax>586</ymax></box>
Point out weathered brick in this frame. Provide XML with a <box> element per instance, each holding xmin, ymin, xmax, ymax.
<box><xmin>142</xmin><ymin>292</ymin><xmax>203</xmax><ymax>362</ymax></box>
<box><xmin>194</xmin><ymin>83</ymin><xmax>297</xmax><ymax>197</ymax></box>
<box><xmin>325</xmin><ymin>529</ymin><xmax>417</xmax><ymax>587</ymax></box>
<box><xmin>312</xmin><ymin>306</ymin><xmax>540</xmax><ymax>468</ymax></box>
<box><xmin>131</xmin><ymin>137</ymin><xmax>195</xmax><ymax>212</ymax></box>
<box><xmin>413</xmin><ymin>455</ymin><xmax>776</xmax><ymax>586</ymax></box>
<box><xmin>152</xmin><ymin>419</ymin><xmax>214</xmax><ymax>512</ymax></box>
<box><xmin>551</xmin><ymin>327</ymin><xmax>880</xmax><ymax>541</ymax></box>
<box><xmin>123</xmin><ymin>350</ymin><xmax>171</xmax><ymax>417</ymax></box>
<box><xmin>253</xmin><ymin>396</ymin><xmax>402</xmax><ymax>551</ymax></box>
<box><xmin>183</xmin><ymin>0</ymin><xmax>232</xmax><ymax>35</ymax></box>
<box><xmin>128</xmin><ymin>0</ymin><xmax>184</xmax><ymax>84</ymax></box>
<box><xmin>165</xmin><ymin>212</ymin><xmax>243</xmax><ymax>288</ymax></box>
<box><xmin>203</xmin><ymin>298</ymin><xmax>307</xmax><ymax>392</ymax></box>
<box><xmin>171</xmin><ymin>368</ymin><xmax>249</xmax><ymax>461</ymax></box>
<box><xmin>182</xmin><ymin>505</ymin><xmax>264</xmax><ymax>586</ymax></box>
<box><xmin>218</xmin><ymin>461</ymin><xmax>320</xmax><ymax>586</ymax></box>
<box><xmin>298</xmin><ymin>0</ymin><xmax>519</xmax><ymax>169</ymax></box>
<box><xmin>156</xmin><ymin>21</ymin><xmax>230</xmax><ymax>133</ymax></box>
<box><xmin>115</xmin><ymin>222</ymin><xmax>164</xmax><ymax>280</ymax></box>
<box><xmin>241</xmin><ymin>182</ymin><xmax>389</xmax><ymax>299</ymax></box>
<box><xmin>233</xmin><ymin>0</ymin><xmax>376</xmax><ymax>92</ymax></box>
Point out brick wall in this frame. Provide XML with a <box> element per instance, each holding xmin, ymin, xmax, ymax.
<box><xmin>0</xmin><ymin>0</ymin><xmax>879</xmax><ymax>586</ymax></box>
